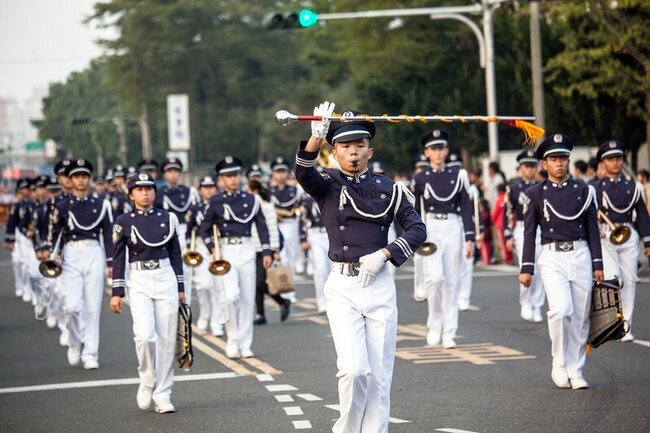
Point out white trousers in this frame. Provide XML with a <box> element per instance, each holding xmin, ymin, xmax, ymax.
<box><xmin>421</xmin><ymin>215</ymin><xmax>463</xmax><ymax>339</ymax></box>
<box><xmin>11</xmin><ymin>233</ymin><xmax>25</xmax><ymax>295</ymax></box>
<box><xmin>177</xmin><ymin>223</ymin><xmax>192</xmax><ymax>305</ymax></box>
<box><xmin>279</xmin><ymin>218</ymin><xmax>304</xmax><ymax>274</ymax></box>
<box><xmin>218</xmin><ymin>240</ymin><xmax>256</xmax><ymax>351</ymax></box>
<box><xmin>457</xmin><ymin>236</ymin><xmax>474</xmax><ymax>309</ymax></box>
<box><xmin>537</xmin><ymin>243</ymin><xmax>592</xmax><ymax>379</ymax></box>
<box><xmin>600</xmin><ymin>224</ymin><xmax>639</xmax><ymax>330</ymax></box>
<box><xmin>15</xmin><ymin>232</ymin><xmax>34</xmax><ymax>301</ymax></box>
<box><xmin>194</xmin><ymin>239</ymin><xmax>226</xmax><ymax>331</ymax></box>
<box><xmin>307</xmin><ymin>229</ymin><xmax>330</xmax><ymax>312</ymax></box>
<box><xmin>60</xmin><ymin>241</ymin><xmax>106</xmax><ymax>363</ymax></box>
<box><xmin>325</xmin><ymin>268</ymin><xmax>397</xmax><ymax>433</ymax></box>
<box><xmin>513</xmin><ymin>223</ymin><xmax>545</xmax><ymax>311</ymax></box>
<box><xmin>127</xmin><ymin>263</ymin><xmax>178</xmax><ymax>403</ymax></box>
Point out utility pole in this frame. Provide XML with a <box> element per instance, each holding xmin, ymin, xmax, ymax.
<box><xmin>113</xmin><ymin>117</ymin><xmax>128</xmax><ymax>166</ymax></box>
<box><xmin>529</xmin><ymin>0</ymin><xmax>545</xmax><ymax>132</ymax></box>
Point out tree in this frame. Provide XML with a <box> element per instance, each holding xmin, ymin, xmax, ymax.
<box><xmin>544</xmin><ymin>0</ymin><xmax>650</xmax><ymax>168</ymax></box>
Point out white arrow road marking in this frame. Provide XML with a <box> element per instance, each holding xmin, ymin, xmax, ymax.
<box><xmin>325</xmin><ymin>404</ymin><xmax>411</xmax><ymax>424</ymax></box>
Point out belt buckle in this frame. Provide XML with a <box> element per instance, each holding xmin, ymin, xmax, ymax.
<box><xmin>340</xmin><ymin>262</ymin><xmax>359</xmax><ymax>277</ymax></box>
<box><xmin>142</xmin><ymin>260</ymin><xmax>160</xmax><ymax>270</ymax></box>
<box><xmin>433</xmin><ymin>213</ymin><xmax>447</xmax><ymax>220</ymax></box>
<box><xmin>555</xmin><ymin>241</ymin><xmax>574</xmax><ymax>252</ymax></box>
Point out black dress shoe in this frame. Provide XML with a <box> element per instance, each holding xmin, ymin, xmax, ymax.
<box><xmin>280</xmin><ymin>300</ymin><xmax>291</xmax><ymax>322</ymax></box>
<box><xmin>254</xmin><ymin>316</ymin><xmax>267</xmax><ymax>326</ymax></box>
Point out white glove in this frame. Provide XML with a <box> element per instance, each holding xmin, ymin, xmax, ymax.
<box><xmin>358</xmin><ymin>249</ymin><xmax>388</xmax><ymax>288</ymax></box>
<box><xmin>311</xmin><ymin>101</ymin><xmax>335</xmax><ymax>139</ymax></box>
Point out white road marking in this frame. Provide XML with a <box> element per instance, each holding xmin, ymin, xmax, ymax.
<box><xmin>325</xmin><ymin>404</ymin><xmax>411</xmax><ymax>424</ymax></box>
<box><xmin>275</xmin><ymin>394</ymin><xmax>295</xmax><ymax>402</ymax></box>
<box><xmin>633</xmin><ymin>339</ymin><xmax>650</xmax><ymax>348</ymax></box>
<box><xmin>296</xmin><ymin>393</ymin><xmax>323</xmax><ymax>401</ymax></box>
<box><xmin>256</xmin><ymin>373</ymin><xmax>274</xmax><ymax>382</ymax></box>
<box><xmin>436</xmin><ymin>428</ymin><xmax>479</xmax><ymax>433</ymax></box>
<box><xmin>292</xmin><ymin>420</ymin><xmax>312</xmax><ymax>429</ymax></box>
<box><xmin>266</xmin><ymin>384</ymin><xmax>299</xmax><ymax>392</ymax></box>
<box><xmin>283</xmin><ymin>406</ymin><xmax>304</xmax><ymax>416</ymax></box>
<box><xmin>0</xmin><ymin>372</ymin><xmax>237</xmax><ymax>395</ymax></box>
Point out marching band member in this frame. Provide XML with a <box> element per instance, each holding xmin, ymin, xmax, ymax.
<box><xmin>45</xmin><ymin>159</ymin><xmax>114</xmax><ymax>369</ymax></box>
<box><xmin>186</xmin><ymin>175</ymin><xmax>225</xmax><ymax>336</ymax></box>
<box><xmin>155</xmin><ymin>157</ymin><xmax>199</xmax><ymax>304</ymax></box>
<box><xmin>270</xmin><ymin>157</ymin><xmax>304</xmax><ymax>276</ymax></box>
<box><xmin>110</xmin><ymin>172</ymin><xmax>184</xmax><ymax>413</ymax></box>
<box><xmin>299</xmin><ymin>190</ymin><xmax>330</xmax><ymax>313</ymax></box>
<box><xmin>295</xmin><ymin>102</ymin><xmax>426</xmax><ymax>433</ymax></box>
<box><xmin>137</xmin><ymin>158</ymin><xmax>159</xmax><ymax>181</ymax></box>
<box><xmin>594</xmin><ymin>140</ymin><xmax>650</xmax><ymax>342</ymax></box>
<box><xmin>198</xmin><ymin>156</ymin><xmax>273</xmax><ymax>359</ymax></box>
<box><xmin>4</xmin><ymin>179</ymin><xmax>31</xmax><ymax>300</ymax></box>
<box><xmin>412</xmin><ymin>130</ymin><xmax>475</xmax><ymax>349</ymax></box>
<box><xmin>370</xmin><ymin>161</ymin><xmax>397</xmax><ymax>278</ymax></box>
<box><xmin>247</xmin><ymin>179</ymin><xmax>290</xmax><ymax>325</ymax></box>
<box><xmin>411</xmin><ymin>156</ymin><xmax>431</xmax><ymax>306</ymax></box>
<box><xmin>246</xmin><ymin>164</ymin><xmax>264</xmax><ymax>183</ymax></box>
<box><xmin>505</xmin><ymin>150</ymin><xmax>545</xmax><ymax>323</ymax></box>
<box><xmin>109</xmin><ymin>165</ymin><xmax>129</xmax><ymax>215</ymax></box>
<box><xmin>519</xmin><ymin>134</ymin><xmax>603</xmax><ymax>390</ymax></box>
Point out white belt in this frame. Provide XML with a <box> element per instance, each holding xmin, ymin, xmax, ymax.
<box><xmin>221</xmin><ymin>236</ymin><xmax>251</xmax><ymax>245</ymax></box>
<box><xmin>542</xmin><ymin>240</ymin><xmax>587</xmax><ymax>252</ymax></box>
<box><xmin>308</xmin><ymin>227</ymin><xmax>327</xmax><ymax>234</ymax></box>
<box><xmin>66</xmin><ymin>239</ymin><xmax>99</xmax><ymax>248</ymax></box>
<box><xmin>426</xmin><ymin>212</ymin><xmax>460</xmax><ymax>221</ymax></box>
<box><xmin>129</xmin><ymin>258</ymin><xmax>170</xmax><ymax>270</ymax></box>
<box><xmin>331</xmin><ymin>261</ymin><xmax>360</xmax><ymax>277</ymax></box>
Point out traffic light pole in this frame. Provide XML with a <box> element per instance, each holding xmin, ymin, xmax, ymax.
<box><xmin>313</xmin><ymin>1</ymin><xmax>511</xmax><ymax>162</ymax></box>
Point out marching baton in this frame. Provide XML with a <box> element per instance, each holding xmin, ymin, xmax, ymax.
<box><xmin>275</xmin><ymin>110</ymin><xmax>544</xmax><ymax>144</ymax></box>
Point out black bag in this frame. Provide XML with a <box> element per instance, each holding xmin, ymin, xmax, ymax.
<box><xmin>588</xmin><ymin>279</ymin><xmax>628</xmax><ymax>349</ymax></box>
<box><xmin>176</xmin><ymin>303</ymin><xmax>194</xmax><ymax>370</ymax></box>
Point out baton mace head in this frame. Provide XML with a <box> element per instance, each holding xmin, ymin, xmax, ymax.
<box><xmin>275</xmin><ymin>110</ymin><xmax>298</xmax><ymax>125</ymax></box>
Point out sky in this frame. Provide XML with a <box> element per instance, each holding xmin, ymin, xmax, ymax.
<box><xmin>0</xmin><ymin>0</ymin><xmax>111</xmax><ymax>104</ymax></box>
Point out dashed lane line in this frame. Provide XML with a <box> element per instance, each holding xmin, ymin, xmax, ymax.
<box><xmin>283</xmin><ymin>406</ymin><xmax>304</xmax><ymax>416</ymax></box>
<box><xmin>0</xmin><ymin>372</ymin><xmax>237</xmax><ymax>395</ymax></box>
<box><xmin>266</xmin><ymin>384</ymin><xmax>299</xmax><ymax>392</ymax></box>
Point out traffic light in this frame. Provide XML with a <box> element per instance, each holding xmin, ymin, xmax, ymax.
<box><xmin>263</xmin><ymin>9</ymin><xmax>318</xmax><ymax>30</ymax></box>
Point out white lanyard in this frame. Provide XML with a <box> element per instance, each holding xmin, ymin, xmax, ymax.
<box><xmin>67</xmin><ymin>200</ymin><xmax>111</xmax><ymax>231</ymax></box>
<box><xmin>543</xmin><ymin>185</ymin><xmax>595</xmax><ymax>222</ymax></box>
<box><xmin>130</xmin><ymin>213</ymin><xmax>178</xmax><ymax>247</ymax></box>
<box><xmin>222</xmin><ymin>195</ymin><xmax>260</xmax><ymax>224</ymax></box>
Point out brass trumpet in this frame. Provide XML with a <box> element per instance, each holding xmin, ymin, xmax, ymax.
<box><xmin>598</xmin><ymin>210</ymin><xmax>632</xmax><ymax>245</ymax></box>
<box><xmin>39</xmin><ymin>231</ymin><xmax>63</xmax><ymax>278</ymax></box>
<box><xmin>416</xmin><ymin>242</ymin><xmax>437</xmax><ymax>256</ymax></box>
<box><xmin>209</xmin><ymin>225</ymin><xmax>231</xmax><ymax>276</ymax></box>
<box><xmin>182</xmin><ymin>228</ymin><xmax>203</xmax><ymax>267</ymax></box>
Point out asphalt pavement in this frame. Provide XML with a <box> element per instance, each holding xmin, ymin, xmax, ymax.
<box><xmin>1</xmin><ymin>235</ymin><xmax>649</xmax><ymax>433</ymax></box>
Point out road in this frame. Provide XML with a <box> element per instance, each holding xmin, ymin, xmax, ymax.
<box><xmin>1</xmin><ymin>239</ymin><xmax>649</xmax><ymax>433</ymax></box>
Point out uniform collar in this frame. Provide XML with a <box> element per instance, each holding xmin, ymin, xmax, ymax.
<box><xmin>342</xmin><ymin>168</ymin><xmax>369</xmax><ymax>184</ymax></box>
<box><xmin>430</xmin><ymin>163</ymin><xmax>446</xmax><ymax>173</ymax></box>
<box><xmin>548</xmin><ymin>176</ymin><xmax>570</xmax><ymax>189</ymax></box>
<box><xmin>606</xmin><ymin>174</ymin><xmax>623</xmax><ymax>183</ymax></box>
<box><xmin>136</xmin><ymin>207</ymin><xmax>155</xmax><ymax>216</ymax></box>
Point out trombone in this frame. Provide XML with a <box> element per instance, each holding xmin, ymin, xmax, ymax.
<box><xmin>182</xmin><ymin>228</ymin><xmax>204</xmax><ymax>267</ymax></box>
<box><xmin>597</xmin><ymin>210</ymin><xmax>632</xmax><ymax>245</ymax></box>
<box><xmin>209</xmin><ymin>225</ymin><xmax>231</xmax><ymax>276</ymax></box>
<box><xmin>39</xmin><ymin>231</ymin><xmax>63</xmax><ymax>278</ymax></box>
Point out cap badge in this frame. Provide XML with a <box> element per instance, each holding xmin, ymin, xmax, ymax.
<box><xmin>276</xmin><ymin>157</ymin><xmax>282</xmax><ymax>163</ymax></box>
<box><xmin>609</xmin><ymin>141</ymin><xmax>616</xmax><ymax>148</ymax></box>
<box><xmin>450</xmin><ymin>154</ymin><xmax>457</xmax><ymax>161</ymax></box>
<box><xmin>138</xmin><ymin>173</ymin><xmax>148</xmax><ymax>181</ymax></box>
<box><xmin>433</xmin><ymin>130</ymin><xmax>441</xmax><ymax>138</ymax></box>
<box><xmin>342</xmin><ymin>111</ymin><xmax>354</xmax><ymax>117</ymax></box>
<box><xmin>553</xmin><ymin>134</ymin><xmax>562</xmax><ymax>143</ymax></box>
<box><xmin>225</xmin><ymin>156</ymin><xmax>233</xmax><ymax>164</ymax></box>
<box><xmin>77</xmin><ymin>159</ymin><xmax>84</xmax><ymax>165</ymax></box>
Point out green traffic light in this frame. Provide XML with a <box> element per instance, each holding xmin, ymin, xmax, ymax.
<box><xmin>298</xmin><ymin>9</ymin><xmax>318</xmax><ymax>27</ymax></box>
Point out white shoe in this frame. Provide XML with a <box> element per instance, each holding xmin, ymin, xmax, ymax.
<box><xmin>225</xmin><ymin>343</ymin><xmax>240</xmax><ymax>359</ymax></box>
<box><xmin>22</xmin><ymin>292</ymin><xmax>32</xmax><ymax>303</ymax></box>
<box><xmin>442</xmin><ymin>337</ymin><xmax>457</xmax><ymax>349</ymax></box>
<box><xmin>67</xmin><ymin>345</ymin><xmax>81</xmax><ymax>366</ymax></box>
<box><xmin>154</xmin><ymin>400</ymin><xmax>175</xmax><ymax>414</ymax></box>
<box><xmin>196</xmin><ymin>318</ymin><xmax>209</xmax><ymax>331</ymax></box>
<box><xmin>212</xmin><ymin>326</ymin><xmax>224</xmax><ymax>337</ymax></box>
<box><xmin>136</xmin><ymin>385</ymin><xmax>153</xmax><ymax>410</ymax></box>
<box><xmin>570</xmin><ymin>377</ymin><xmax>589</xmax><ymax>389</ymax></box>
<box><xmin>83</xmin><ymin>359</ymin><xmax>99</xmax><ymax>370</ymax></box>
<box><xmin>459</xmin><ymin>304</ymin><xmax>481</xmax><ymax>312</ymax></box>
<box><xmin>15</xmin><ymin>289</ymin><xmax>23</xmax><ymax>298</ymax></box>
<box><xmin>426</xmin><ymin>327</ymin><xmax>441</xmax><ymax>346</ymax></box>
<box><xmin>59</xmin><ymin>329</ymin><xmax>69</xmax><ymax>347</ymax></box>
<box><xmin>240</xmin><ymin>349</ymin><xmax>254</xmax><ymax>358</ymax></box>
<box><xmin>317</xmin><ymin>307</ymin><xmax>327</xmax><ymax>314</ymax></box>
<box><xmin>551</xmin><ymin>365</ymin><xmax>570</xmax><ymax>389</ymax></box>
<box><xmin>521</xmin><ymin>305</ymin><xmax>533</xmax><ymax>321</ymax></box>
<box><xmin>46</xmin><ymin>314</ymin><xmax>58</xmax><ymax>329</ymax></box>
<box><xmin>532</xmin><ymin>307</ymin><xmax>544</xmax><ymax>323</ymax></box>
<box><xmin>620</xmin><ymin>333</ymin><xmax>634</xmax><ymax>342</ymax></box>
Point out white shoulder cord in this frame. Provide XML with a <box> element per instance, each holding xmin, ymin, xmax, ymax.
<box><xmin>67</xmin><ymin>199</ymin><xmax>109</xmax><ymax>231</ymax></box>
<box><xmin>130</xmin><ymin>213</ymin><xmax>178</xmax><ymax>247</ymax></box>
<box><xmin>222</xmin><ymin>195</ymin><xmax>261</xmax><ymax>224</ymax></box>
<box><xmin>602</xmin><ymin>183</ymin><xmax>640</xmax><ymax>214</ymax></box>
<box><xmin>271</xmin><ymin>192</ymin><xmax>301</xmax><ymax>208</ymax></box>
<box><xmin>338</xmin><ymin>182</ymin><xmax>401</xmax><ymax>219</ymax></box>
<box><xmin>163</xmin><ymin>195</ymin><xmax>192</xmax><ymax>213</ymax></box>
<box><xmin>543</xmin><ymin>185</ymin><xmax>595</xmax><ymax>222</ymax></box>
<box><xmin>423</xmin><ymin>169</ymin><xmax>464</xmax><ymax>202</ymax></box>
